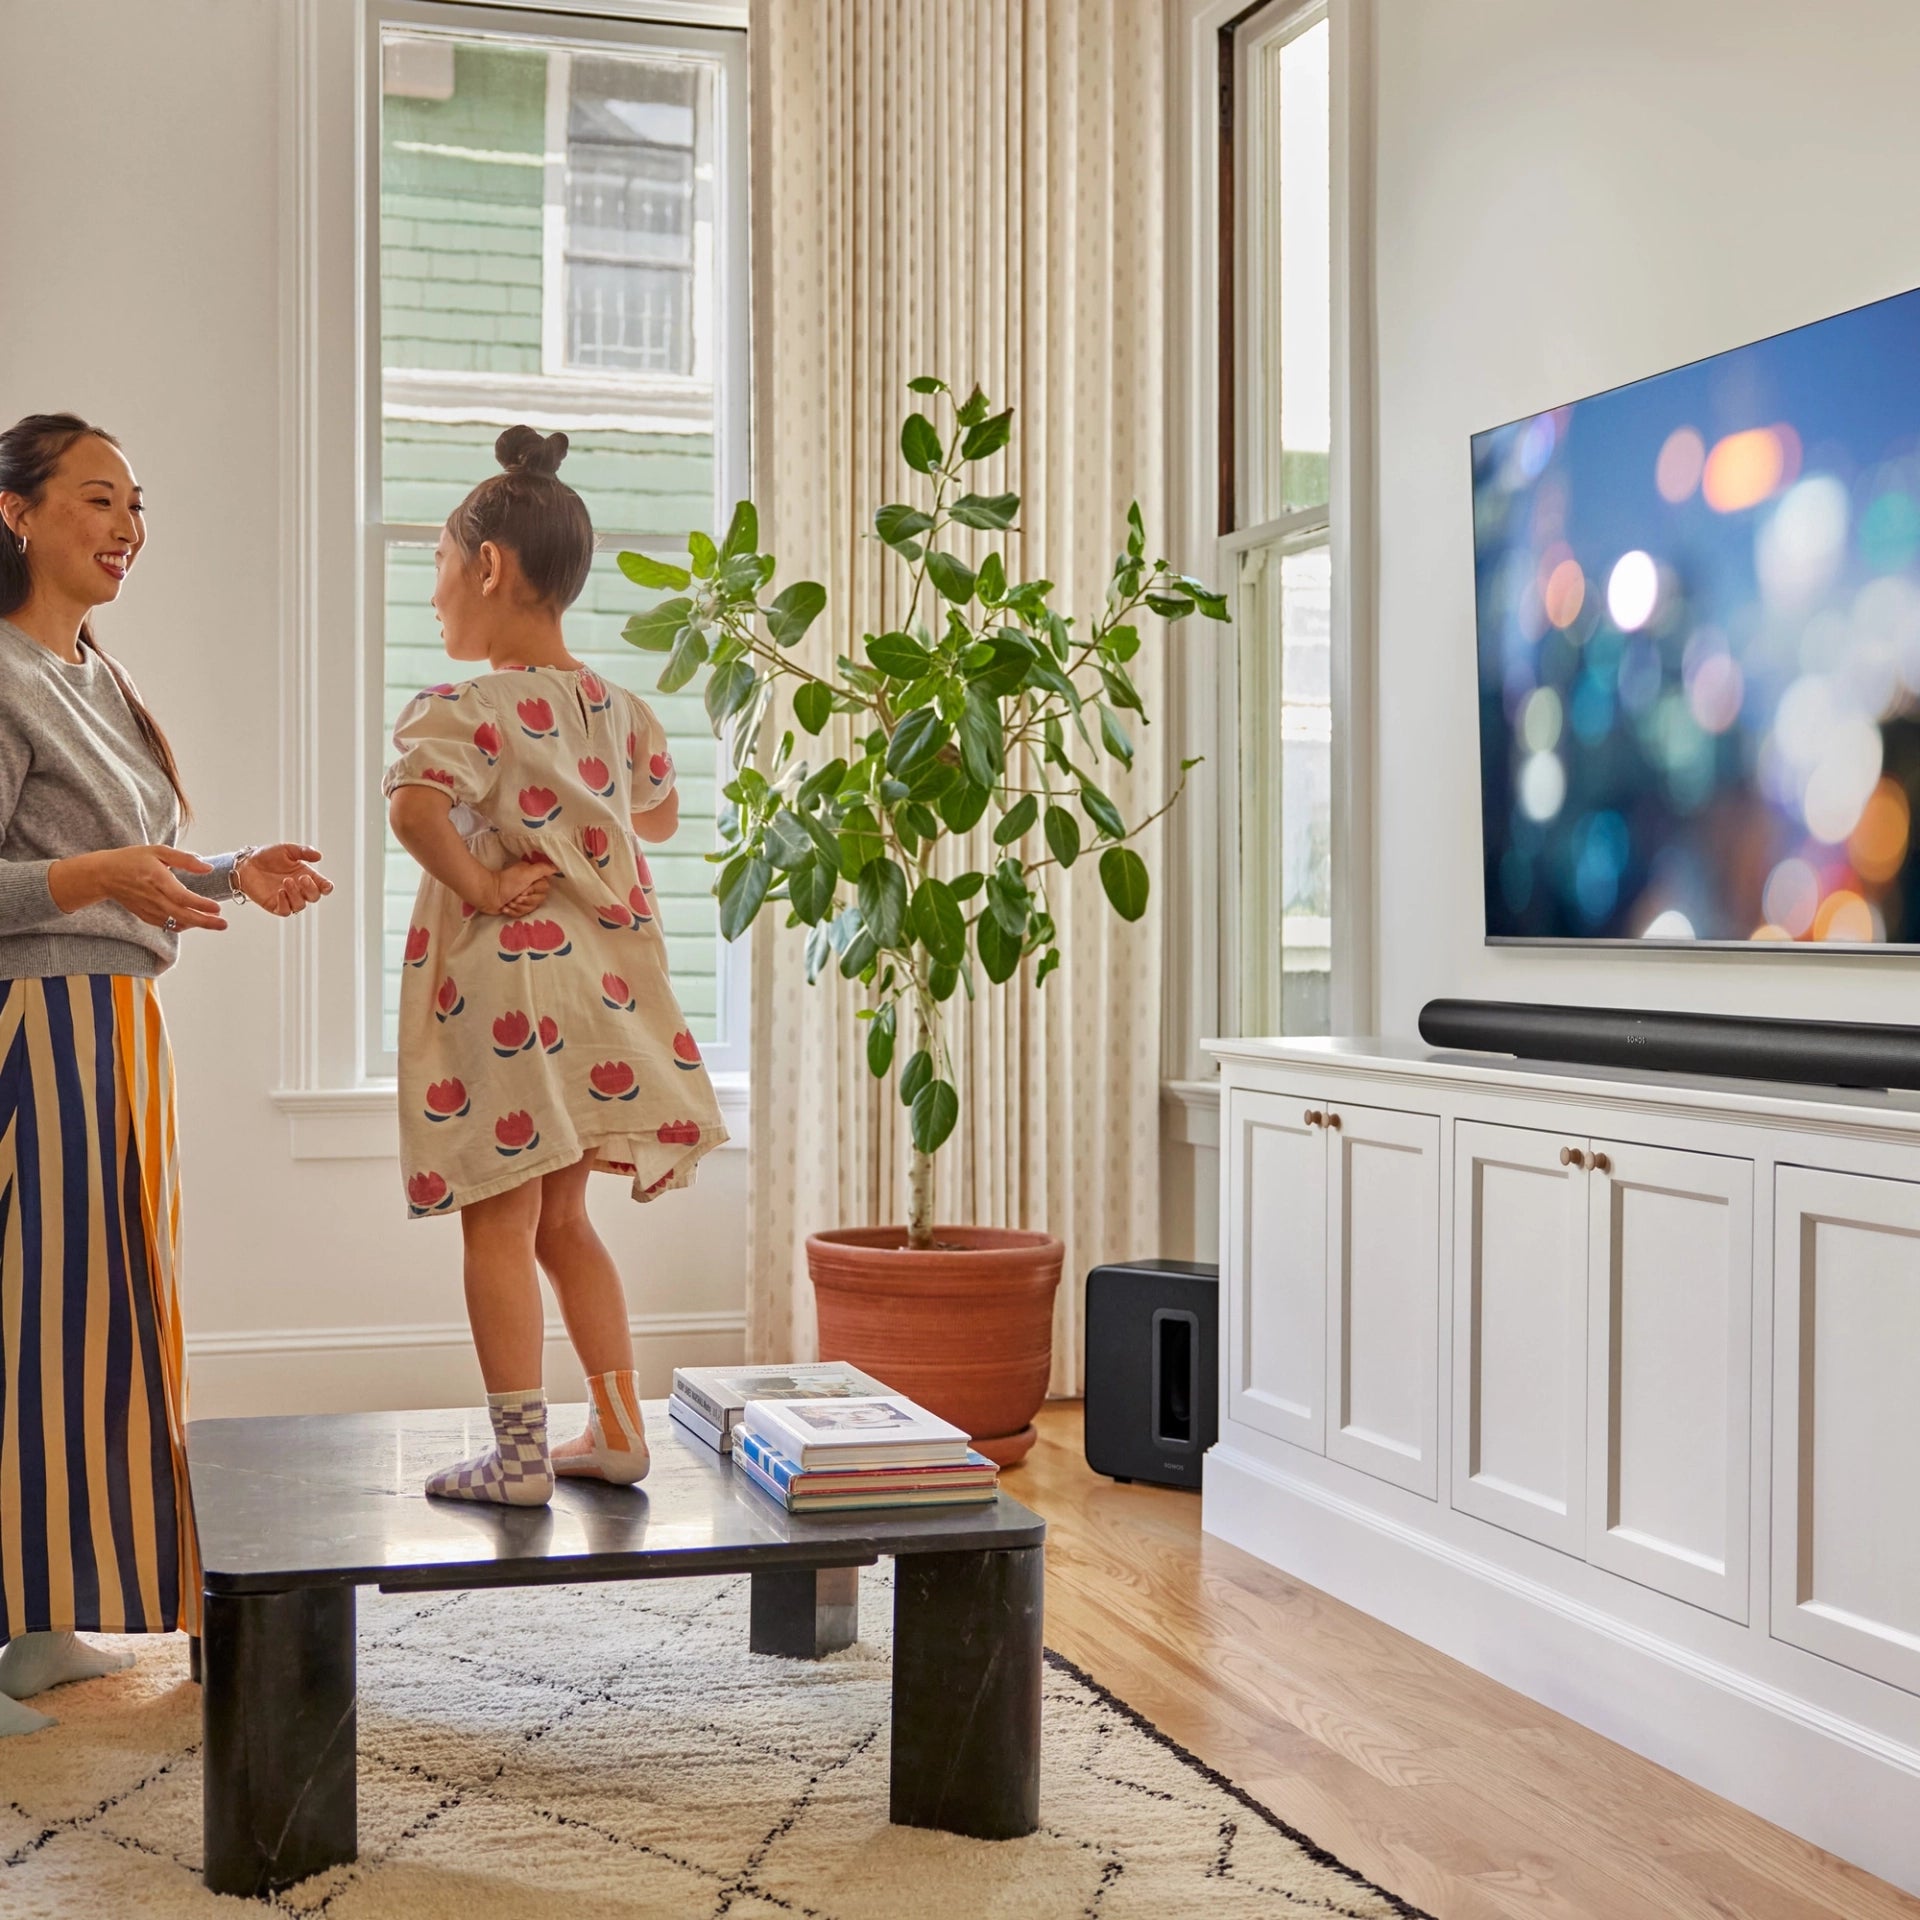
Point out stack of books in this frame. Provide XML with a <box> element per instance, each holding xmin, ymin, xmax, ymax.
<box><xmin>670</xmin><ymin>1361</ymin><xmax>893</xmax><ymax>1454</ymax></box>
<box><xmin>732</xmin><ymin>1394</ymin><xmax>999</xmax><ymax>1513</ymax></box>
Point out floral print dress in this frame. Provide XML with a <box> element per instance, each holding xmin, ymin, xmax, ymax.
<box><xmin>383</xmin><ymin>666</ymin><xmax>727</xmax><ymax>1217</ymax></box>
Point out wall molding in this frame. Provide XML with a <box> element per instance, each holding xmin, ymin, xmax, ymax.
<box><xmin>188</xmin><ymin>1308</ymin><xmax>745</xmax><ymax>1361</ymax></box>
<box><xmin>1160</xmin><ymin>1076</ymin><xmax>1222</xmax><ymax>1149</ymax></box>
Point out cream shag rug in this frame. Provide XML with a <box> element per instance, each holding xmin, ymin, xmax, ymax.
<box><xmin>0</xmin><ymin>1568</ymin><xmax>1427</xmax><ymax>1919</ymax></box>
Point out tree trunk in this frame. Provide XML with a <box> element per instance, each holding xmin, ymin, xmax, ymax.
<box><xmin>907</xmin><ymin>1143</ymin><xmax>935</xmax><ymax>1250</ymax></box>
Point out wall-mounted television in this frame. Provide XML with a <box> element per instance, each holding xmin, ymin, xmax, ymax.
<box><xmin>1473</xmin><ymin>284</ymin><xmax>1920</xmax><ymax>950</ymax></box>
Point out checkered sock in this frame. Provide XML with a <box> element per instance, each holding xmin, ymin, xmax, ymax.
<box><xmin>553</xmin><ymin>1369</ymin><xmax>650</xmax><ymax>1486</ymax></box>
<box><xmin>425</xmin><ymin>1389</ymin><xmax>554</xmax><ymax>1506</ymax></box>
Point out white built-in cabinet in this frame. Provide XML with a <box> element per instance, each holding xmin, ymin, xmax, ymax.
<box><xmin>1206</xmin><ymin>1039</ymin><xmax>1920</xmax><ymax>1899</ymax></box>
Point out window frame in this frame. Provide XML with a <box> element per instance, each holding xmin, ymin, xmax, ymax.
<box><xmin>361</xmin><ymin>0</ymin><xmax>752</xmax><ymax>1083</ymax></box>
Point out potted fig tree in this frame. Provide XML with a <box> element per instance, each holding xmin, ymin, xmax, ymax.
<box><xmin>620</xmin><ymin>379</ymin><xmax>1227</xmax><ymax>1464</ymax></box>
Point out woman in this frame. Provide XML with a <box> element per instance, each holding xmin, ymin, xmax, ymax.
<box><xmin>0</xmin><ymin>413</ymin><xmax>331</xmax><ymax>1737</ymax></box>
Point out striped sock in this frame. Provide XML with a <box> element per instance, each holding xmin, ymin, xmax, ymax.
<box><xmin>425</xmin><ymin>1389</ymin><xmax>554</xmax><ymax>1506</ymax></box>
<box><xmin>554</xmin><ymin>1369</ymin><xmax>650</xmax><ymax>1486</ymax></box>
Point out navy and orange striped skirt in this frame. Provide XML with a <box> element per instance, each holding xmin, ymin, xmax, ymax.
<box><xmin>0</xmin><ymin>976</ymin><xmax>198</xmax><ymax>1641</ymax></box>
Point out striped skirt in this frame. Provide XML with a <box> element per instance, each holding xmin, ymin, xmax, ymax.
<box><xmin>0</xmin><ymin>976</ymin><xmax>198</xmax><ymax>1640</ymax></box>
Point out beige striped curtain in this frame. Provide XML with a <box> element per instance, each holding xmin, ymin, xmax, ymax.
<box><xmin>745</xmin><ymin>0</ymin><xmax>1169</xmax><ymax>1394</ymax></box>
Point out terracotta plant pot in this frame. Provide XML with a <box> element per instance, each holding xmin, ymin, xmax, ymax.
<box><xmin>807</xmin><ymin>1226</ymin><xmax>1064</xmax><ymax>1468</ymax></box>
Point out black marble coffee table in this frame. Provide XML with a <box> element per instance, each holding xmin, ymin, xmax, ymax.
<box><xmin>186</xmin><ymin>1404</ymin><xmax>1045</xmax><ymax>1898</ymax></box>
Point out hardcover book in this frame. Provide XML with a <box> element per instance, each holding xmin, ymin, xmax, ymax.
<box><xmin>671</xmin><ymin>1361</ymin><xmax>895</xmax><ymax>1446</ymax></box>
<box><xmin>734</xmin><ymin>1427</ymin><xmax>997</xmax><ymax>1495</ymax></box>
<box><xmin>739</xmin><ymin>1394</ymin><xmax>970</xmax><ymax>1470</ymax></box>
<box><xmin>733</xmin><ymin>1436</ymin><xmax>997</xmax><ymax>1512</ymax></box>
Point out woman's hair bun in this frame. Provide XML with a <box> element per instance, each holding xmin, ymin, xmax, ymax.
<box><xmin>495</xmin><ymin>424</ymin><xmax>569</xmax><ymax>478</ymax></box>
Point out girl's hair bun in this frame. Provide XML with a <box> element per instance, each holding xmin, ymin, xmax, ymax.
<box><xmin>495</xmin><ymin>424</ymin><xmax>569</xmax><ymax>478</ymax></box>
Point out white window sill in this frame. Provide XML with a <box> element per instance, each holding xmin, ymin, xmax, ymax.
<box><xmin>1161</xmin><ymin>1078</ymin><xmax>1220</xmax><ymax>1150</ymax></box>
<box><xmin>273</xmin><ymin>1073</ymin><xmax>750</xmax><ymax>1162</ymax></box>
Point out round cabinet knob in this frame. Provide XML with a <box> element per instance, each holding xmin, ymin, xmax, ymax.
<box><xmin>1591</xmin><ymin>1151</ymin><xmax>1612</xmax><ymax>1174</ymax></box>
<box><xmin>1304</xmin><ymin>1109</ymin><xmax>1323</xmax><ymax>1127</ymax></box>
<box><xmin>1326</xmin><ymin>1112</ymin><xmax>1342</xmax><ymax>1131</ymax></box>
<box><xmin>1560</xmin><ymin>1145</ymin><xmax>1587</xmax><ymax>1169</ymax></box>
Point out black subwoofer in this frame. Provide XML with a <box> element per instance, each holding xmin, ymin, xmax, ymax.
<box><xmin>1083</xmin><ymin>1260</ymin><xmax>1218</xmax><ymax>1488</ymax></box>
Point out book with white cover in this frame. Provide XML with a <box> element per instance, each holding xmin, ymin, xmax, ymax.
<box><xmin>739</xmin><ymin>1394</ymin><xmax>970</xmax><ymax>1470</ymax></box>
<box><xmin>672</xmin><ymin>1361</ymin><xmax>894</xmax><ymax>1439</ymax></box>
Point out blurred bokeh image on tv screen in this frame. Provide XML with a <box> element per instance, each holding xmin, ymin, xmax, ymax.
<box><xmin>1473</xmin><ymin>283</ymin><xmax>1920</xmax><ymax>947</ymax></box>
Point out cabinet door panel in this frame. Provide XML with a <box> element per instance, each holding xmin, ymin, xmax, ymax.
<box><xmin>1586</xmin><ymin>1141</ymin><xmax>1752</xmax><ymax>1620</ymax></box>
<box><xmin>1773</xmin><ymin>1166</ymin><xmax>1920</xmax><ymax>1696</ymax></box>
<box><xmin>1225</xmin><ymin>1089</ymin><xmax>1326</xmax><ymax>1451</ymax></box>
<box><xmin>1325</xmin><ymin>1102</ymin><xmax>1440</xmax><ymax>1496</ymax></box>
<box><xmin>1452</xmin><ymin>1121</ymin><xmax>1588</xmax><ymax>1554</ymax></box>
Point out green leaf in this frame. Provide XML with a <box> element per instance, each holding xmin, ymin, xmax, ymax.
<box><xmin>900</xmin><ymin>1047</ymin><xmax>933</xmax><ymax>1105</ymax></box>
<box><xmin>688</xmin><ymin>530</ymin><xmax>717</xmax><ymax>577</ymax></box>
<box><xmin>794</xmin><ymin>680</ymin><xmax>833</xmax><ymax>735</ymax></box>
<box><xmin>720</xmin><ymin>499</ymin><xmax>758</xmax><ymax>560</ymax></box>
<box><xmin>910</xmin><ymin>877</ymin><xmax>966</xmax><ymax>965</ymax></box>
<box><xmin>902</xmin><ymin>413</ymin><xmax>943</xmax><ymax>474</ymax></box>
<box><xmin>955</xmin><ymin>384</ymin><xmax>990</xmax><ymax>428</ymax></box>
<box><xmin>926</xmin><ymin>551</ymin><xmax>977</xmax><ymax>604</ymax></box>
<box><xmin>885</xmin><ymin>704</ymin><xmax>950</xmax><ymax>776</ymax></box>
<box><xmin>1106</xmin><ymin>623</ymin><xmax>1141</xmax><ymax>662</ymax></box>
<box><xmin>868</xmin><ymin>631</ymin><xmax>933</xmax><ymax>677</ymax></box>
<box><xmin>949</xmin><ymin>491</ymin><xmax>1020</xmax><ymax>530</ymax></box>
<box><xmin>618</xmin><ymin>550</ymin><xmax>691</xmax><ymax>590</ymax></box>
<box><xmin>623</xmin><ymin>597</ymin><xmax>692</xmax><ymax>653</ymax></box>
<box><xmin>1146</xmin><ymin>592</ymin><xmax>1194</xmax><ymax>621</ymax></box>
<box><xmin>929</xmin><ymin>961</ymin><xmax>959</xmax><ymax>1001</ymax></box>
<box><xmin>976</xmin><ymin>552</ymin><xmax>1007</xmax><ymax>605</ymax></box>
<box><xmin>959</xmin><ymin>685</ymin><xmax>1004</xmax><ymax>788</ymax></box>
<box><xmin>839</xmin><ymin>919</ymin><xmax>879</xmax><ymax>979</ymax></box>
<box><xmin>765</xmin><ymin>809</ymin><xmax>814</xmax><ymax>871</ymax></box>
<box><xmin>804</xmin><ymin>921</ymin><xmax>833</xmax><ymax>982</ymax></box>
<box><xmin>857</xmin><ymin>857</ymin><xmax>909</xmax><ymax>949</ymax></box>
<box><xmin>960</xmin><ymin>408</ymin><xmax>1013</xmax><ymax>462</ymax></box>
<box><xmin>767</xmin><ymin>580</ymin><xmax>826</xmax><ymax>646</ymax></box>
<box><xmin>993</xmin><ymin>793</ymin><xmax>1038</xmax><ymax>844</ymax></box>
<box><xmin>1035</xmin><ymin>947</ymin><xmax>1061</xmax><ymax>987</ymax></box>
<box><xmin>1099</xmin><ymin>663</ymin><xmax>1147</xmax><ymax>715</ymax></box>
<box><xmin>866</xmin><ymin>1002</ymin><xmax>896</xmax><ymax>1078</ymax></box>
<box><xmin>904</xmin><ymin>801</ymin><xmax>940</xmax><ymax>840</ymax></box>
<box><xmin>659</xmin><ymin>627</ymin><xmax>711</xmax><ymax>695</ymax></box>
<box><xmin>1126</xmin><ymin>500</ymin><xmax>1145</xmax><ymax>559</ymax></box>
<box><xmin>1080</xmin><ymin>779</ymin><xmax>1127</xmax><ymax>840</ymax></box>
<box><xmin>788</xmin><ymin>853</ymin><xmax>836</xmax><ymax>924</ymax></box>
<box><xmin>1044</xmin><ymin>803</ymin><xmax>1081</xmax><ymax>869</ymax></box>
<box><xmin>875</xmin><ymin>504</ymin><xmax>935</xmax><ymax>550</ymax></box>
<box><xmin>976</xmin><ymin>910</ymin><xmax>1022</xmax><ymax>984</ymax></box>
<box><xmin>908</xmin><ymin>374</ymin><xmax>946</xmax><ymax>395</ymax></box>
<box><xmin>705</xmin><ymin>658</ymin><xmax>756</xmax><ymax>730</ymax></box>
<box><xmin>949</xmin><ymin>870</ymin><xmax>986</xmax><ymax>901</ymax></box>
<box><xmin>1098</xmin><ymin>703</ymin><xmax>1134</xmax><ymax>769</ymax></box>
<box><xmin>717</xmin><ymin>852</ymin><xmax>771</xmax><ymax>941</ymax></box>
<box><xmin>799</xmin><ymin>806</ymin><xmax>842</xmax><ymax>874</ymax></box>
<box><xmin>986</xmin><ymin>865</ymin><xmax>1030</xmax><ymax>939</ymax></box>
<box><xmin>1099</xmin><ymin>845</ymin><xmax>1150</xmax><ymax>922</ymax></box>
<box><xmin>910</xmin><ymin>1078</ymin><xmax>960</xmax><ymax>1154</ymax></box>
<box><xmin>838</xmin><ymin>804</ymin><xmax>885</xmax><ymax>880</ymax></box>
<box><xmin>798</xmin><ymin>757</ymin><xmax>848</xmax><ymax>805</ymax></box>
<box><xmin>940</xmin><ymin>778</ymin><xmax>991</xmax><ymax>834</ymax></box>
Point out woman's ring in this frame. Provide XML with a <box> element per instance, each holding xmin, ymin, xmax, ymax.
<box><xmin>163</xmin><ymin>916</ymin><xmax>179</xmax><ymax>934</ymax></box>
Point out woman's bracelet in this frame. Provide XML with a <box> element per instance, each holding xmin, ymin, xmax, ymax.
<box><xmin>229</xmin><ymin>846</ymin><xmax>261</xmax><ymax>902</ymax></box>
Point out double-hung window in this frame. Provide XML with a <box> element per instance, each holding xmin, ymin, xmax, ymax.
<box><xmin>1220</xmin><ymin>0</ymin><xmax>1347</xmax><ymax>1038</ymax></box>
<box><xmin>370</xmin><ymin>2</ymin><xmax>749</xmax><ymax>1077</ymax></box>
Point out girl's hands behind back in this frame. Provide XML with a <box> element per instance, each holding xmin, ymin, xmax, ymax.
<box><xmin>484</xmin><ymin>856</ymin><xmax>554</xmax><ymax>918</ymax></box>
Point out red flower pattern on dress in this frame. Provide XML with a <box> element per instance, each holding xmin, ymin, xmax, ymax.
<box><xmin>581</xmin><ymin>825</ymin><xmax>611</xmax><ymax>868</ymax></box>
<box><xmin>596</xmin><ymin>901</ymin><xmax>636</xmax><ymax>931</ymax></box>
<box><xmin>408</xmin><ymin>1171</ymin><xmax>454</xmax><ymax>1214</ymax></box>
<box><xmin>649</xmin><ymin>750</ymin><xmax>672</xmax><ymax>788</ymax></box>
<box><xmin>635</xmin><ymin>852</ymin><xmax>654</xmax><ymax>893</ymax></box>
<box><xmin>672</xmin><ymin>1030</ymin><xmax>701</xmax><ymax>1070</ymax></box>
<box><xmin>602</xmin><ymin>972</ymin><xmax>635</xmax><ymax>1012</ymax></box>
<box><xmin>657</xmin><ymin>1118</ymin><xmax>701</xmax><ymax>1145</ymax></box>
<box><xmin>435</xmin><ymin>976</ymin><xmax>465</xmax><ymax>1022</ymax></box>
<box><xmin>589</xmin><ymin>1060</ymin><xmax>638</xmax><ymax>1102</ymax></box>
<box><xmin>499</xmin><ymin>919</ymin><xmax>571</xmax><ymax>962</ymax></box>
<box><xmin>539</xmin><ymin>1015</ymin><xmax>563</xmax><ymax>1054</ymax></box>
<box><xmin>628</xmin><ymin>885</ymin><xmax>652</xmax><ymax>925</ymax></box>
<box><xmin>494</xmin><ymin>1110</ymin><xmax>541</xmax><ymax>1156</ymax></box>
<box><xmin>625</xmin><ymin>729</ymin><xmax>637</xmax><ymax>771</ymax></box>
<box><xmin>473</xmin><ymin>721</ymin><xmax>502</xmax><ymax>764</ymax></box>
<box><xmin>519</xmin><ymin>785</ymin><xmax>562</xmax><ymax>828</ymax></box>
<box><xmin>421</xmin><ymin>767</ymin><xmax>457</xmax><ymax>791</ymax></box>
<box><xmin>578</xmin><ymin>755</ymin><xmax>615</xmax><ymax>798</ymax></box>
<box><xmin>405</xmin><ymin>925</ymin><xmax>430</xmax><ymax>968</ymax></box>
<box><xmin>580</xmin><ymin>669</ymin><xmax>611</xmax><ymax>711</ymax></box>
<box><xmin>421</xmin><ymin>683</ymin><xmax>460</xmax><ymax>701</ymax></box>
<box><xmin>492</xmin><ymin>1010</ymin><xmax>535</xmax><ymax>1056</ymax></box>
<box><xmin>517</xmin><ymin>697</ymin><xmax>558</xmax><ymax>738</ymax></box>
<box><xmin>425</xmin><ymin>1078</ymin><xmax>470</xmax><ymax>1121</ymax></box>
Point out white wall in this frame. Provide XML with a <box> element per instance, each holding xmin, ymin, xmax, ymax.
<box><xmin>0</xmin><ymin>0</ymin><xmax>746</xmax><ymax>1416</ymax></box>
<box><xmin>1373</xmin><ymin>0</ymin><xmax>1920</xmax><ymax>1036</ymax></box>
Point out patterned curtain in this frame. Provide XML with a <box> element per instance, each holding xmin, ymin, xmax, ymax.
<box><xmin>745</xmin><ymin>0</ymin><xmax>1169</xmax><ymax>1394</ymax></box>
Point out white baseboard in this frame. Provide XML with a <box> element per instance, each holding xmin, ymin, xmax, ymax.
<box><xmin>1203</xmin><ymin>1442</ymin><xmax>1920</xmax><ymax>1898</ymax></box>
<box><xmin>186</xmin><ymin>1312</ymin><xmax>746</xmax><ymax>1418</ymax></box>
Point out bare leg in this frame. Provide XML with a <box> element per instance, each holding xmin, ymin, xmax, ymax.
<box><xmin>460</xmin><ymin>1178</ymin><xmax>546</xmax><ymax>1393</ymax></box>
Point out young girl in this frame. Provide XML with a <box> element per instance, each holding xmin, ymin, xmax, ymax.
<box><xmin>384</xmin><ymin>425</ymin><xmax>726</xmax><ymax>1506</ymax></box>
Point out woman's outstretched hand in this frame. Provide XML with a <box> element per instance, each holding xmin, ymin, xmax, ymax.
<box><xmin>48</xmin><ymin>846</ymin><xmax>230</xmax><ymax>930</ymax></box>
<box><xmin>237</xmin><ymin>844</ymin><xmax>333</xmax><ymax>917</ymax></box>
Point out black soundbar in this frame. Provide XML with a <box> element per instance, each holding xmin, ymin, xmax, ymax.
<box><xmin>1417</xmin><ymin>998</ymin><xmax>1920</xmax><ymax>1092</ymax></box>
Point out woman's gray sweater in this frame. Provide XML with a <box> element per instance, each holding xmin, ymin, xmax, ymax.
<box><xmin>0</xmin><ymin>620</ymin><xmax>241</xmax><ymax>979</ymax></box>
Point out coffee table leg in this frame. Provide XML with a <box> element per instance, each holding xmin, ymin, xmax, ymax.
<box><xmin>750</xmin><ymin>1565</ymin><xmax>860</xmax><ymax>1658</ymax></box>
<box><xmin>202</xmin><ymin>1586</ymin><xmax>358</xmax><ymax>1897</ymax></box>
<box><xmin>890</xmin><ymin>1545</ymin><xmax>1042</xmax><ymax>1839</ymax></box>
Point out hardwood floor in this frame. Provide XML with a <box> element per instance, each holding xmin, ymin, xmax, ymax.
<box><xmin>1015</xmin><ymin>1401</ymin><xmax>1920</xmax><ymax>1920</ymax></box>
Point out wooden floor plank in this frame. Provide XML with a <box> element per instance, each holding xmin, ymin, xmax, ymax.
<box><xmin>1018</xmin><ymin>1402</ymin><xmax>1920</xmax><ymax>1920</ymax></box>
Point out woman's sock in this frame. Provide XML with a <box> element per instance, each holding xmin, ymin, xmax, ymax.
<box><xmin>0</xmin><ymin>1692</ymin><xmax>53</xmax><ymax>1738</ymax></box>
<box><xmin>0</xmin><ymin>1630</ymin><xmax>136</xmax><ymax>1700</ymax></box>
<box><xmin>553</xmin><ymin>1369</ymin><xmax>650</xmax><ymax>1485</ymax></box>
<box><xmin>425</xmin><ymin>1388</ymin><xmax>554</xmax><ymax>1505</ymax></box>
